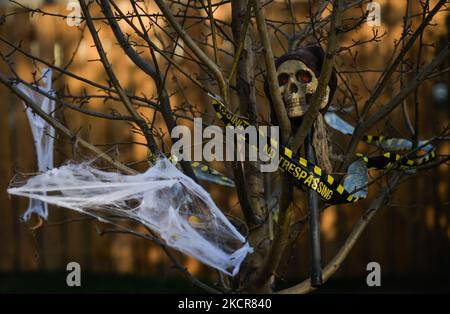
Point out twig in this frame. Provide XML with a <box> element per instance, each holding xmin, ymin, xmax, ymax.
<box><xmin>154</xmin><ymin>0</ymin><xmax>230</xmax><ymax>102</ymax></box>
<box><xmin>0</xmin><ymin>72</ymin><xmax>137</xmax><ymax>175</ymax></box>
<box><xmin>99</xmin><ymin>0</ymin><xmax>197</xmax><ymax>180</ymax></box>
<box><xmin>252</xmin><ymin>0</ymin><xmax>291</xmax><ymax>140</ymax></box>
<box><xmin>79</xmin><ymin>0</ymin><xmax>159</xmax><ymax>155</ymax></box>
<box><xmin>359</xmin><ymin>0</ymin><xmax>447</xmax><ymax>120</ymax></box>
<box><xmin>365</xmin><ymin>43</ymin><xmax>450</xmax><ymax>129</ymax></box>
<box><xmin>290</xmin><ymin>0</ymin><xmax>344</xmax><ymax>152</ymax></box>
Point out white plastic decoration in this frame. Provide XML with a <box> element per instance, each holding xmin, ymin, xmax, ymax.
<box><xmin>17</xmin><ymin>68</ymin><xmax>55</xmax><ymax>221</ymax></box>
<box><xmin>8</xmin><ymin>158</ymin><xmax>252</xmax><ymax>276</ymax></box>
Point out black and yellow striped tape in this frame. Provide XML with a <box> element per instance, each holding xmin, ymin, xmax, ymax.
<box><xmin>167</xmin><ymin>155</ymin><xmax>235</xmax><ymax>188</ymax></box>
<box><xmin>210</xmin><ymin>94</ymin><xmax>437</xmax><ymax>205</ymax></box>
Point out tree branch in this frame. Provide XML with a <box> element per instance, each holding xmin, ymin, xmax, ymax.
<box><xmin>99</xmin><ymin>0</ymin><xmax>196</xmax><ymax>180</ymax></box>
<box><xmin>290</xmin><ymin>0</ymin><xmax>344</xmax><ymax>152</ymax></box>
<box><xmin>154</xmin><ymin>0</ymin><xmax>229</xmax><ymax>102</ymax></box>
<box><xmin>364</xmin><ymin>42</ymin><xmax>450</xmax><ymax>129</ymax></box>
<box><xmin>360</xmin><ymin>0</ymin><xmax>447</xmax><ymax>120</ymax></box>
<box><xmin>277</xmin><ymin>173</ymin><xmax>402</xmax><ymax>294</ymax></box>
<box><xmin>0</xmin><ymin>72</ymin><xmax>136</xmax><ymax>175</ymax></box>
<box><xmin>250</xmin><ymin>0</ymin><xmax>295</xmax><ymax>291</ymax></box>
<box><xmin>252</xmin><ymin>0</ymin><xmax>291</xmax><ymax>141</ymax></box>
<box><xmin>79</xmin><ymin>0</ymin><xmax>159</xmax><ymax>155</ymax></box>
<box><xmin>337</xmin><ymin>1</ymin><xmax>448</xmax><ymax>175</ymax></box>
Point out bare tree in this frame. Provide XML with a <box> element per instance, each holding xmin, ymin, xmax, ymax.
<box><xmin>1</xmin><ymin>0</ymin><xmax>449</xmax><ymax>293</ymax></box>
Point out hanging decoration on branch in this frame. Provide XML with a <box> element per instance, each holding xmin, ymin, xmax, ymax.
<box><xmin>8</xmin><ymin>158</ymin><xmax>252</xmax><ymax>276</ymax></box>
<box><xmin>185</xmin><ymin>160</ymin><xmax>235</xmax><ymax>188</ymax></box>
<box><xmin>209</xmin><ymin>93</ymin><xmax>437</xmax><ymax>205</ymax></box>
<box><xmin>8</xmin><ymin>69</ymin><xmax>244</xmax><ymax>276</ymax></box>
<box><xmin>208</xmin><ymin>45</ymin><xmax>436</xmax><ymax>206</ymax></box>
<box><xmin>264</xmin><ymin>46</ymin><xmax>338</xmax><ymax>175</ymax></box>
<box><xmin>16</xmin><ymin>68</ymin><xmax>56</xmax><ymax>221</ymax></box>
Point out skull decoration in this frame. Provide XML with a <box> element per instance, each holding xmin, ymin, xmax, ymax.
<box><xmin>276</xmin><ymin>59</ymin><xmax>330</xmax><ymax>118</ymax></box>
<box><xmin>264</xmin><ymin>46</ymin><xmax>338</xmax><ymax>174</ymax></box>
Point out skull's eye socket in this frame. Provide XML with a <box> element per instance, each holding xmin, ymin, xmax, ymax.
<box><xmin>296</xmin><ymin>70</ymin><xmax>312</xmax><ymax>83</ymax></box>
<box><xmin>277</xmin><ymin>73</ymin><xmax>289</xmax><ymax>86</ymax></box>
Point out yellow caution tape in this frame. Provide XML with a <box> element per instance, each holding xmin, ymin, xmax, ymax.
<box><xmin>210</xmin><ymin>95</ymin><xmax>437</xmax><ymax>204</ymax></box>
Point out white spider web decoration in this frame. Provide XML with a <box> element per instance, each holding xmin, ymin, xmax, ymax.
<box><xmin>17</xmin><ymin>68</ymin><xmax>55</xmax><ymax>221</ymax></box>
<box><xmin>8</xmin><ymin>158</ymin><xmax>252</xmax><ymax>276</ymax></box>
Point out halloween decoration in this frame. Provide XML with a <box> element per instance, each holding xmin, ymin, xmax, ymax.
<box><xmin>211</xmin><ymin>93</ymin><xmax>436</xmax><ymax>285</ymax></box>
<box><xmin>8</xmin><ymin>158</ymin><xmax>252</xmax><ymax>276</ymax></box>
<box><xmin>265</xmin><ymin>45</ymin><xmax>338</xmax><ymax>287</ymax></box>
<box><xmin>210</xmin><ymin>95</ymin><xmax>437</xmax><ymax>204</ymax></box>
<box><xmin>264</xmin><ymin>46</ymin><xmax>337</xmax><ymax>174</ymax></box>
<box><xmin>17</xmin><ymin>68</ymin><xmax>55</xmax><ymax>221</ymax></box>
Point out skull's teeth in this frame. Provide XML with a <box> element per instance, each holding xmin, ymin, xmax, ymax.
<box><xmin>286</xmin><ymin>93</ymin><xmax>303</xmax><ymax>117</ymax></box>
<box><xmin>287</xmin><ymin>94</ymin><xmax>300</xmax><ymax>108</ymax></box>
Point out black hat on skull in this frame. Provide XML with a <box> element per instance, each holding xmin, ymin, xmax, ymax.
<box><xmin>264</xmin><ymin>46</ymin><xmax>338</xmax><ymax>123</ymax></box>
